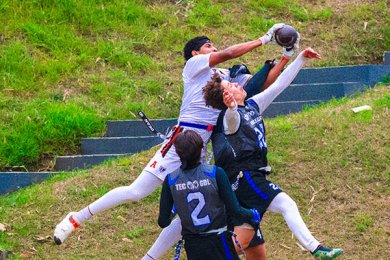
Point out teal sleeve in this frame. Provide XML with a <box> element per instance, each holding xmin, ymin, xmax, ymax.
<box><xmin>158</xmin><ymin>177</ymin><xmax>175</xmax><ymax>228</ymax></box>
<box><xmin>215</xmin><ymin>167</ymin><xmax>255</xmax><ymax>224</ymax></box>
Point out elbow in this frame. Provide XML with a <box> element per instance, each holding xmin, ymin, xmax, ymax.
<box><xmin>220</xmin><ymin>49</ymin><xmax>235</xmax><ymax>60</ymax></box>
<box><xmin>224</xmin><ymin>49</ymin><xmax>236</xmax><ymax>59</ymax></box>
<box><xmin>158</xmin><ymin>218</ymin><xmax>169</xmax><ymax>228</ymax></box>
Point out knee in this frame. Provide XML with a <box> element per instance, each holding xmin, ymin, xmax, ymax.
<box><xmin>279</xmin><ymin>194</ymin><xmax>299</xmax><ymax>214</ymax></box>
<box><xmin>112</xmin><ymin>185</ymin><xmax>144</xmax><ymax>202</ymax></box>
<box><xmin>126</xmin><ymin>186</ymin><xmax>145</xmax><ymax>202</ymax></box>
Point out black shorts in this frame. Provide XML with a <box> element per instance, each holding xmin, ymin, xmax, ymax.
<box><xmin>230</xmin><ymin>170</ymin><xmax>282</xmax><ymax>247</ymax></box>
<box><xmin>235</xmin><ymin>170</ymin><xmax>283</xmax><ymax>217</ymax></box>
<box><xmin>248</xmin><ymin>225</ymin><xmax>265</xmax><ymax>247</ymax></box>
<box><xmin>184</xmin><ymin>231</ymin><xmax>240</xmax><ymax>260</ymax></box>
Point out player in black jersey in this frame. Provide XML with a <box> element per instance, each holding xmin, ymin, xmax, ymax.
<box><xmin>203</xmin><ymin>48</ymin><xmax>344</xmax><ymax>260</ymax></box>
<box><xmin>158</xmin><ymin>130</ymin><xmax>260</xmax><ymax>260</ymax></box>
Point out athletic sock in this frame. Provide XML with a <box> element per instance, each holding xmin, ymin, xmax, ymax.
<box><xmin>73</xmin><ymin>206</ymin><xmax>93</xmax><ymax>224</ymax></box>
<box><xmin>143</xmin><ymin>217</ymin><xmax>182</xmax><ymax>259</ymax></box>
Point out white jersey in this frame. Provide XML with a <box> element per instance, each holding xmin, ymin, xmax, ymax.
<box><xmin>180</xmin><ymin>54</ymin><xmax>252</xmax><ymax>125</ymax></box>
<box><xmin>145</xmin><ymin>54</ymin><xmax>252</xmax><ymax>181</ymax></box>
<box><xmin>180</xmin><ymin>53</ymin><xmax>221</xmax><ymax>126</ymax></box>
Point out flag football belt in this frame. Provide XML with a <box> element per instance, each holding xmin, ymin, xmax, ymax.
<box><xmin>178</xmin><ymin>121</ymin><xmax>214</xmax><ymax>131</ymax></box>
<box><xmin>160</xmin><ymin>125</ymin><xmax>184</xmax><ymax>158</ymax></box>
<box><xmin>200</xmin><ymin>226</ymin><xmax>227</xmax><ymax>235</ymax></box>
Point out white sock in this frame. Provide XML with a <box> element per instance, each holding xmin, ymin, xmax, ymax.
<box><xmin>268</xmin><ymin>192</ymin><xmax>320</xmax><ymax>252</ymax></box>
<box><xmin>142</xmin><ymin>217</ymin><xmax>182</xmax><ymax>260</ymax></box>
<box><xmin>73</xmin><ymin>170</ymin><xmax>162</xmax><ymax>224</ymax></box>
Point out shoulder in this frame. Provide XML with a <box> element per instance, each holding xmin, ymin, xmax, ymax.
<box><xmin>245</xmin><ymin>99</ymin><xmax>259</xmax><ymax>111</ymax></box>
<box><xmin>184</xmin><ymin>53</ymin><xmax>211</xmax><ymax>71</ymax></box>
<box><xmin>200</xmin><ymin>164</ymin><xmax>217</xmax><ymax>178</ymax></box>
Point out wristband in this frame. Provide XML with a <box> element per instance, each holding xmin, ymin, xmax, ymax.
<box><xmin>281</xmin><ymin>55</ymin><xmax>290</xmax><ymax>62</ymax></box>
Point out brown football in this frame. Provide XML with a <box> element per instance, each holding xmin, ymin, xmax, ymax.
<box><xmin>275</xmin><ymin>25</ymin><xmax>298</xmax><ymax>47</ymax></box>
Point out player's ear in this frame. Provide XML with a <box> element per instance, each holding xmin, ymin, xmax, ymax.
<box><xmin>192</xmin><ymin>50</ymin><xmax>199</xmax><ymax>57</ymax></box>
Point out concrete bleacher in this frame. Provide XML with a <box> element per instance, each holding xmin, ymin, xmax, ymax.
<box><xmin>1</xmin><ymin>52</ymin><xmax>389</xmax><ymax>195</ymax></box>
<box><xmin>53</xmin><ymin>61</ymin><xmax>390</xmax><ymax>171</ymax></box>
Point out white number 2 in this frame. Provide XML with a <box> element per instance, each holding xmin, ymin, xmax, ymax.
<box><xmin>187</xmin><ymin>192</ymin><xmax>211</xmax><ymax>226</ymax></box>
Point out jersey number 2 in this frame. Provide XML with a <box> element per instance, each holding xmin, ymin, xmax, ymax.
<box><xmin>187</xmin><ymin>192</ymin><xmax>211</xmax><ymax>226</ymax></box>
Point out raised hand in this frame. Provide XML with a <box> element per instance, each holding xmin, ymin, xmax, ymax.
<box><xmin>223</xmin><ymin>89</ymin><xmax>237</xmax><ymax>109</ymax></box>
<box><xmin>259</xmin><ymin>23</ymin><xmax>285</xmax><ymax>45</ymax></box>
<box><xmin>302</xmin><ymin>47</ymin><xmax>321</xmax><ymax>59</ymax></box>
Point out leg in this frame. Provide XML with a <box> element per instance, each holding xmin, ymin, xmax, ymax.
<box><xmin>142</xmin><ymin>217</ymin><xmax>182</xmax><ymax>260</ymax></box>
<box><xmin>54</xmin><ymin>170</ymin><xmax>162</xmax><ymax>245</ymax></box>
<box><xmin>54</xmin><ymin>137</ymin><xmax>182</xmax><ymax>245</ymax></box>
<box><xmin>80</xmin><ymin>170</ymin><xmax>162</xmax><ymax>219</ymax></box>
<box><xmin>268</xmin><ymin>192</ymin><xmax>320</xmax><ymax>252</ymax></box>
<box><xmin>269</xmin><ymin>193</ymin><xmax>343</xmax><ymax>258</ymax></box>
<box><xmin>233</xmin><ymin>225</ymin><xmax>266</xmax><ymax>260</ymax></box>
<box><xmin>232</xmin><ymin>226</ymin><xmax>255</xmax><ymax>252</ymax></box>
<box><xmin>246</xmin><ymin>244</ymin><xmax>266</xmax><ymax>260</ymax></box>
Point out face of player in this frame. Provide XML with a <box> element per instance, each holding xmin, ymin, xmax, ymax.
<box><xmin>192</xmin><ymin>42</ymin><xmax>218</xmax><ymax>56</ymax></box>
<box><xmin>221</xmin><ymin>80</ymin><xmax>247</xmax><ymax>102</ymax></box>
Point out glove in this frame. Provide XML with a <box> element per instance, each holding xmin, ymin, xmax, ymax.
<box><xmin>282</xmin><ymin>31</ymin><xmax>300</xmax><ymax>59</ymax></box>
<box><xmin>251</xmin><ymin>208</ymin><xmax>261</xmax><ymax>225</ymax></box>
<box><xmin>259</xmin><ymin>23</ymin><xmax>285</xmax><ymax>45</ymax></box>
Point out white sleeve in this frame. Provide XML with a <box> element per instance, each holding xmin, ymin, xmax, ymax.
<box><xmin>249</xmin><ymin>53</ymin><xmax>307</xmax><ymax>114</ymax></box>
<box><xmin>223</xmin><ymin>105</ymin><xmax>240</xmax><ymax>135</ymax></box>
<box><xmin>182</xmin><ymin>53</ymin><xmax>212</xmax><ymax>81</ymax></box>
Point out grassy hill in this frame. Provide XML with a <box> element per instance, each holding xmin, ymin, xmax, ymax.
<box><xmin>0</xmin><ymin>85</ymin><xmax>389</xmax><ymax>259</ymax></box>
<box><xmin>0</xmin><ymin>0</ymin><xmax>389</xmax><ymax>170</ymax></box>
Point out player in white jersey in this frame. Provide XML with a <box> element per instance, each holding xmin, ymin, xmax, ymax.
<box><xmin>53</xmin><ymin>23</ymin><xmax>292</xmax><ymax>258</ymax></box>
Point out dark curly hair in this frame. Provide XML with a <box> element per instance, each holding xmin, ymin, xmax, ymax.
<box><xmin>183</xmin><ymin>36</ymin><xmax>211</xmax><ymax>61</ymax></box>
<box><xmin>173</xmin><ymin>130</ymin><xmax>204</xmax><ymax>168</ymax></box>
<box><xmin>202</xmin><ymin>73</ymin><xmax>227</xmax><ymax>110</ymax></box>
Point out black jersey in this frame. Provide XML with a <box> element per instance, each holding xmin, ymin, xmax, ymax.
<box><xmin>167</xmin><ymin>164</ymin><xmax>227</xmax><ymax>237</ymax></box>
<box><xmin>212</xmin><ymin>99</ymin><xmax>268</xmax><ymax>179</ymax></box>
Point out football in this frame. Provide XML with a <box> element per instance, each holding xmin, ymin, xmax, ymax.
<box><xmin>274</xmin><ymin>25</ymin><xmax>298</xmax><ymax>47</ymax></box>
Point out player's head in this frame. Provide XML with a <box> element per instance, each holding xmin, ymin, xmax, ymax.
<box><xmin>173</xmin><ymin>130</ymin><xmax>204</xmax><ymax>168</ymax></box>
<box><xmin>203</xmin><ymin>73</ymin><xmax>247</xmax><ymax>110</ymax></box>
<box><xmin>183</xmin><ymin>36</ymin><xmax>217</xmax><ymax>61</ymax></box>
<box><xmin>203</xmin><ymin>73</ymin><xmax>226</xmax><ymax>110</ymax></box>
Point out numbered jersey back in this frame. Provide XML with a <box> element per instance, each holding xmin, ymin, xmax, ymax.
<box><xmin>167</xmin><ymin>164</ymin><xmax>226</xmax><ymax>236</ymax></box>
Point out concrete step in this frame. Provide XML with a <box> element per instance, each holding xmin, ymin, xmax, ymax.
<box><xmin>81</xmin><ymin>136</ymin><xmax>163</xmax><ymax>155</ymax></box>
<box><xmin>0</xmin><ymin>172</ymin><xmax>55</xmax><ymax>195</ymax></box>
<box><xmin>54</xmin><ymin>154</ymin><xmax>132</xmax><ymax>171</ymax></box>
<box><xmin>262</xmin><ymin>100</ymin><xmax>321</xmax><ymax>118</ymax></box>
<box><xmin>292</xmin><ymin>64</ymin><xmax>390</xmax><ymax>85</ymax></box>
<box><xmin>385</xmin><ymin>51</ymin><xmax>390</xmax><ymax>65</ymax></box>
<box><xmin>106</xmin><ymin>118</ymin><xmax>177</xmax><ymax>137</ymax></box>
<box><xmin>274</xmin><ymin>82</ymin><xmax>365</xmax><ymax>102</ymax></box>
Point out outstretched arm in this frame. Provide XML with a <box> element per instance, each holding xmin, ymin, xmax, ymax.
<box><xmin>209</xmin><ymin>23</ymin><xmax>285</xmax><ymax>67</ymax></box>
<box><xmin>251</xmin><ymin>48</ymin><xmax>321</xmax><ymax>114</ymax></box>
<box><xmin>262</xmin><ymin>32</ymin><xmax>301</xmax><ymax>90</ymax></box>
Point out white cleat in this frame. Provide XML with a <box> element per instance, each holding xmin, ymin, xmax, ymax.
<box><xmin>53</xmin><ymin>212</ymin><xmax>80</xmax><ymax>245</ymax></box>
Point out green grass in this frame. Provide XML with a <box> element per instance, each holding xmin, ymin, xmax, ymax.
<box><xmin>0</xmin><ymin>86</ymin><xmax>388</xmax><ymax>259</ymax></box>
<box><xmin>0</xmin><ymin>1</ymin><xmax>389</xmax><ymax>170</ymax></box>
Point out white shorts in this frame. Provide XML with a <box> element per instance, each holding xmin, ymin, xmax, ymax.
<box><xmin>144</xmin><ymin>126</ymin><xmax>213</xmax><ymax>181</ymax></box>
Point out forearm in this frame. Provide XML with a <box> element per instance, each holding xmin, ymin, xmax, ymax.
<box><xmin>158</xmin><ymin>179</ymin><xmax>174</xmax><ymax>228</ymax></box>
<box><xmin>216</xmin><ymin>169</ymin><xmax>254</xmax><ymax>223</ymax></box>
<box><xmin>223</xmin><ymin>106</ymin><xmax>240</xmax><ymax>135</ymax></box>
<box><xmin>222</xmin><ymin>40</ymin><xmax>262</xmax><ymax>59</ymax></box>
<box><xmin>210</xmin><ymin>40</ymin><xmax>262</xmax><ymax>67</ymax></box>
<box><xmin>262</xmin><ymin>55</ymin><xmax>290</xmax><ymax>90</ymax></box>
<box><xmin>251</xmin><ymin>53</ymin><xmax>306</xmax><ymax>114</ymax></box>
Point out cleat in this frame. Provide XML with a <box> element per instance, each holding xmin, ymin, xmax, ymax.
<box><xmin>312</xmin><ymin>245</ymin><xmax>343</xmax><ymax>259</ymax></box>
<box><xmin>53</xmin><ymin>212</ymin><xmax>80</xmax><ymax>245</ymax></box>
